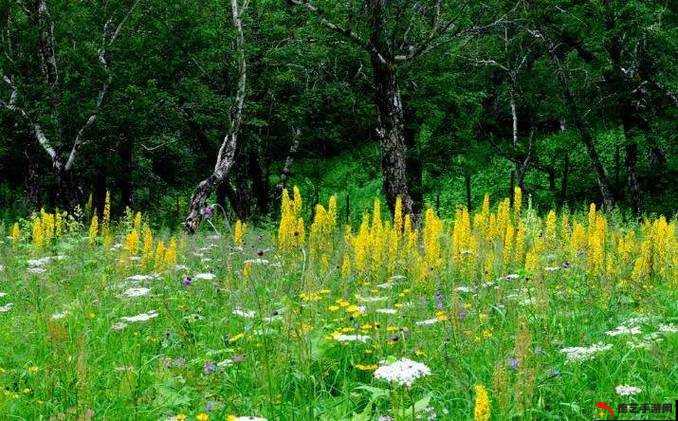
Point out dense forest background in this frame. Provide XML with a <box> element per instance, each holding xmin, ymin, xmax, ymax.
<box><xmin>0</xmin><ymin>0</ymin><xmax>676</xmax><ymax>226</ymax></box>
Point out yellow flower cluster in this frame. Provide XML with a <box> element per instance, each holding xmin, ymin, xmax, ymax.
<box><xmin>233</xmin><ymin>219</ymin><xmax>247</xmax><ymax>247</ymax></box>
<box><xmin>274</xmin><ymin>187</ymin><xmax>676</xmax><ymax>289</ymax></box>
<box><xmin>474</xmin><ymin>384</ymin><xmax>491</xmax><ymax>421</ymax></box>
<box><xmin>277</xmin><ymin>187</ymin><xmax>305</xmax><ymax>251</ymax></box>
<box><xmin>309</xmin><ymin>195</ymin><xmax>337</xmax><ymax>261</ymax></box>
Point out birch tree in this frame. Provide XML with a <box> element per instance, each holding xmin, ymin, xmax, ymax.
<box><xmin>0</xmin><ymin>0</ymin><xmax>141</xmax><ymax>205</ymax></box>
<box><xmin>184</xmin><ymin>0</ymin><xmax>248</xmax><ymax>233</ymax></box>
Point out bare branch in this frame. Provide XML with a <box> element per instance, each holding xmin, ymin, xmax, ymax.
<box><xmin>287</xmin><ymin>0</ymin><xmax>389</xmax><ymax>65</ymax></box>
<box><xmin>63</xmin><ymin>0</ymin><xmax>142</xmax><ymax>171</ymax></box>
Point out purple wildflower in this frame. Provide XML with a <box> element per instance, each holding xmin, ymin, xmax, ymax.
<box><xmin>507</xmin><ymin>357</ymin><xmax>519</xmax><ymax>370</ymax></box>
<box><xmin>182</xmin><ymin>276</ymin><xmax>192</xmax><ymax>287</ymax></box>
<box><xmin>201</xmin><ymin>205</ymin><xmax>214</xmax><ymax>219</ymax></box>
<box><xmin>203</xmin><ymin>361</ymin><xmax>216</xmax><ymax>375</ymax></box>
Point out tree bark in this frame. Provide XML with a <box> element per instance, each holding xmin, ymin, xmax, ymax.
<box><xmin>371</xmin><ymin>55</ymin><xmax>417</xmax><ymax>218</ymax></box>
<box><xmin>184</xmin><ymin>0</ymin><xmax>246</xmax><ymax>233</ymax></box>
<box><xmin>624</xmin><ymin>142</ymin><xmax>641</xmax><ymax>216</ymax></box>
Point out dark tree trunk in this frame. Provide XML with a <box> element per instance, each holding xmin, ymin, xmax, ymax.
<box><xmin>25</xmin><ymin>151</ymin><xmax>40</xmax><ymax>208</ymax></box>
<box><xmin>94</xmin><ymin>169</ymin><xmax>107</xmax><ymax>218</ymax></box>
<box><xmin>118</xmin><ymin>133</ymin><xmax>133</xmax><ymax>209</ymax></box>
<box><xmin>371</xmin><ymin>55</ymin><xmax>418</xmax><ymax>218</ymax></box>
<box><xmin>248</xmin><ymin>149</ymin><xmax>269</xmax><ymax>214</ymax></box>
<box><xmin>465</xmin><ymin>173</ymin><xmax>472</xmax><ymax>211</ymax></box>
<box><xmin>559</xmin><ymin>83</ymin><xmax>614</xmax><ymax>208</ymax></box>
<box><xmin>624</xmin><ymin>142</ymin><xmax>641</xmax><ymax>216</ymax></box>
<box><xmin>404</xmin><ymin>106</ymin><xmax>423</xmax><ymax>217</ymax></box>
<box><xmin>559</xmin><ymin>153</ymin><xmax>570</xmax><ymax>209</ymax></box>
<box><xmin>216</xmin><ymin>182</ymin><xmax>228</xmax><ymax>212</ymax></box>
<box><xmin>185</xmin><ymin>174</ymin><xmax>221</xmax><ymax>232</ymax></box>
<box><xmin>509</xmin><ymin>170</ymin><xmax>515</xmax><ymax>207</ymax></box>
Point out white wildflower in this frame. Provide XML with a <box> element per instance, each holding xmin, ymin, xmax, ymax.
<box><xmin>193</xmin><ymin>272</ymin><xmax>216</xmax><ymax>280</ymax></box>
<box><xmin>356</xmin><ymin>295</ymin><xmax>387</xmax><ymax>303</ymax></box>
<box><xmin>376</xmin><ymin>308</ymin><xmax>398</xmax><ymax>315</ymax></box>
<box><xmin>455</xmin><ymin>286</ymin><xmax>475</xmax><ymax>293</ymax></box>
<box><xmin>606</xmin><ymin>325</ymin><xmax>641</xmax><ymax>336</ymax></box>
<box><xmin>0</xmin><ymin>303</ymin><xmax>13</xmax><ymax>313</ymax></box>
<box><xmin>112</xmin><ymin>322</ymin><xmax>128</xmax><ymax>331</ymax></box>
<box><xmin>217</xmin><ymin>359</ymin><xmax>234</xmax><ymax>368</ymax></box>
<box><xmin>121</xmin><ymin>287</ymin><xmax>151</xmax><ymax>298</ymax></box>
<box><xmin>500</xmin><ymin>274</ymin><xmax>520</xmax><ymax>280</ymax></box>
<box><xmin>125</xmin><ymin>274</ymin><xmax>156</xmax><ymax>282</ymax></box>
<box><xmin>229</xmin><ymin>416</ymin><xmax>267</xmax><ymax>421</ymax></box>
<box><xmin>27</xmin><ymin>267</ymin><xmax>46</xmax><ymax>274</ymax></box>
<box><xmin>415</xmin><ymin>318</ymin><xmax>438</xmax><ymax>326</ymax></box>
<box><xmin>544</xmin><ymin>266</ymin><xmax>560</xmax><ymax>272</ymax></box>
<box><xmin>373</xmin><ymin>358</ymin><xmax>431</xmax><ymax>387</ymax></box>
<box><xmin>233</xmin><ymin>308</ymin><xmax>256</xmax><ymax>318</ymax></box>
<box><xmin>0</xmin><ymin>292</ymin><xmax>6</xmax><ymax>298</ymax></box>
<box><xmin>560</xmin><ymin>343</ymin><xmax>612</xmax><ymax>362</ymax></box>
<box><xmin>120</xmin><ymin>310</ymin><xmax>158</xmax><ymax>323</ymax></box>
<box><xmin>615</xmin><ymin>385</ymin><xmax>642</xmax><ymax>396</ymax></box>
<box><xmin>244</xmin><ymin>258</ymin><xmax>270</xmax><ymax>265</ymax></box>
<box><xmin>376</xmin><ymin>282</ymin><xmax>394</xmax><ymax>289</ymax></box>
<box><xmin>658</xmin><ymin>324</ymin><xmax>678</xmax><ymax>333</ymax></box>
<box><xmin>333</xmin><ymin>334</ymin><xmax>371</xmax><ymax>343</ymax></box>
<box><xmin>51</xmin><ymin>311</ymin><xmax>68</xmax><ymax>320</ymax></box>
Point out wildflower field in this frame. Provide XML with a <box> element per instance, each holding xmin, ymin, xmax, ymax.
<box><xmin>0</xmin><ymin>188</ymin><xmax>676</xmax><ymax>420</ymax></box>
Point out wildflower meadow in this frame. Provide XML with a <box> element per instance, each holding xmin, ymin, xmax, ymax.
<box><xmin>0</xmin><ymin>187</ymin><xmax>676</xmax><ymax>420</ymax></box>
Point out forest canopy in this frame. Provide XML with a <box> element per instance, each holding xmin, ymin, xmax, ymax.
<box><xmin>0</xmin><ymin>0</ymin><xmax>676</xmax><ymax>225</ymax></box>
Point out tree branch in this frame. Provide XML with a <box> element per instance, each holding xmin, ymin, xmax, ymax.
<box><xmin>287</xmin><ymin>0</ymin><xmax>389</xmax><ymax>65</ymax></box>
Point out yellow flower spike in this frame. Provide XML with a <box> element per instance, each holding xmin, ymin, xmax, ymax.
<box><xmin>355</xmin><ymin>363</ymin><xmax>378</xmax><ymax>371</ymax></box>
<box><xmin>10</xmin><ymin>222</ymin><xmax>21</xmax><ymax>245</ymax></box>
<box><xmin>243</xmin><ymin>261</ymin><xmax>252</xmax><ymax>277</ymax></box>
<box><xmin>88</xmin><ymin>215</ymin><xmax>99</xmax><ymax>246</ymax></box>
<box><xmin>233</xmin><ymin>219</ymin><xmax>246</xmax><ymax>246</ymax></box>
<box><xmin>196</xmin><ymin>413</ymin><xmax>209</xmax><ymax>421</ymax></box>
<box><xmin>474</xmin><ymin>384</ymin><xmax>491</xmax><ymax>421</ymax></box>
<box><xmin>229</xmin><ymin>333</ymin><xmax>245</xmax><ymax>343</ymax></box>
<box><xmin>513</xmin><ymin>186</ymin><xmax>522</xmax><ymax>220</ymax></box>
<box><xmin>102</xmin><ymin>191</ymin><xmax>111</xmax><ymax>235</ymax></box>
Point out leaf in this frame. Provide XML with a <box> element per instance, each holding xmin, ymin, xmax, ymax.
<box><xmin>354</xmin><ymin>384</ymin><xmax>390</xmax><ymax>401</ymax></box>
<box><xmin>396</xmin><ymin>393</ymin><xmax>432</xmax><ymax>418</ymax></box>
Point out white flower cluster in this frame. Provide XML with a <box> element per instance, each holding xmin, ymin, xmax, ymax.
<box><xmin>606</xmin><ymin>325</ymin><xmax>641</xmax><ymax>336</ymax></box>
<box><xmin>615</xmin><ymin>385</ymin><xmax>642</xmax><ymax>396</ymax></box>
<box><xmin>415</xmin><ymin>318</ymin><xmax>438</xmax><ymax>326</ymax></box>
<box><xmin>233</xmin><ymin>308</ymin><xmax>256</xmax><ymax>318</ymax></box>
<box><xmin>658</xmin><ymin>323</ymin><xmax>677</xmax><ymax>333</ymax></box>
<box><xmin>373</xmin><ymin>358</ymin><xmax>431</xmax><ymax>387</ymax></box>
<box><xmin>113</xmin><ymin>310</ymin><xmax>159</xmax><ymax>331</ymax></box>
<box><xmin>560</xmin><ymin>343</ymin><xmax>612</xmax><ymax>362</ymax></box>
<box><xmin>121</xmin><ymin>287</ymin><xmax>151</xmax><ymax>298</ymax></box>
<box><xmin>333</xmin><ymin>334</ymin><xmax>371</xmax><ymax>343</ymax></box>
<box><xmin>193</xmin><ymin>272</ymin><xmax>216</xmax><ymax>280</ymax></box>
